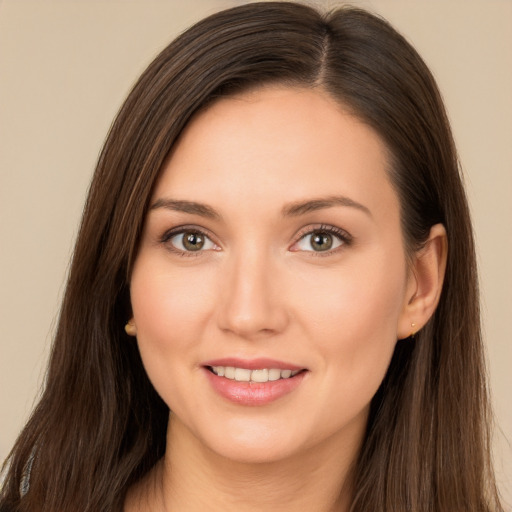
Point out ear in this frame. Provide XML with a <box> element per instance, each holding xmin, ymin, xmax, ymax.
<box><xmin>397</xmin><ymin>224</ymin><xmax>448</xmax><ymax>339</ymax></box>
<box><xmin>125</xmin><ymin>318</ymin><xmax>138</xmax><ymax>337</ymax></box>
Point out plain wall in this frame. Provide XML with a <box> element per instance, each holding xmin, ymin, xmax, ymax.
<box><xmin>1</xmin><ymin>0</ymin><xmax>510</xmax><ymax>505</ymax></box>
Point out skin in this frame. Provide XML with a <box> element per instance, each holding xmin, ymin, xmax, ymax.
<box><xmin>125</xmin><ymin>86</ymin><xmax>447</xmax><ymax>512</ymax></box>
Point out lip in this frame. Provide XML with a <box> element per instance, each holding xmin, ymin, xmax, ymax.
<box><xmin>201</xmin><ymin>358</ymin><xmax>307</xmax><ymax>406</ymax></box>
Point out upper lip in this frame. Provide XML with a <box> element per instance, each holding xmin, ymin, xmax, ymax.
<box><xmin>202</xmin><ymin>357</ymin><xmax>305</xmax><ymax>371</ymax></box>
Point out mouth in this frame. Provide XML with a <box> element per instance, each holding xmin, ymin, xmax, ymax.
<box><xmin>207</xmin><ymin>366</ymin><xmax>303</xmax><ymax>383</ymax></box>
<box><xmin>202</xmin><ymin>359</ymin><xmax>308</xmax><ymax>405</ymax></box>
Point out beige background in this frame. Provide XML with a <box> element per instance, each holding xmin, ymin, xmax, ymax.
<box><xmin>1</xmin><ymin>0</ymin><xmax>510</xmax><ymax>505</ymax></box>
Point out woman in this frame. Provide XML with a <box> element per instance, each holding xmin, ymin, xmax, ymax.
<box><xmin>0</xmin><ymin>2</ymin><xmax>505</xmax><ymax>511</ymax></box>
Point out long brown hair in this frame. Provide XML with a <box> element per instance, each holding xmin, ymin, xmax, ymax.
<box><xmin>0</xmin><ymin>3</ymin><xmax>503</xmax><ymax>511</ymax></box>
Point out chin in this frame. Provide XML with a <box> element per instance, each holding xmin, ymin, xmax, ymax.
<box><xmin>195</xmin><ymin>417</ymin><xmax>309</xmax><ymax>465</ymax></box>
<box><xmin>210</xmin><ymin>438</ymin><xmax>299</xmax><ymax>465</ymax></box>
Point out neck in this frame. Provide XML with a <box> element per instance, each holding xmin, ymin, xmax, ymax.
<box><xmin>126</xmin><ymin>413</ymin><xmax>364</xmax><ymax>512</ymax></box>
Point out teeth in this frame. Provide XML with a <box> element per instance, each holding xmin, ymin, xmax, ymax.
<box><xmin>211</xmin><ymin>366</ymin><xmax>301</xmax><ymax>383</ymax></box>
<box><xmin>268</xmin><ymin>369</ymin><xmax>281</xmax><ymax>381</ymax></box>
<box><xmin>234</xmin><ymin>368</ymin><xmax>251</xmax><ymax>382</ymax></box>
<box><xmin>251</xmin><ymin>369</ymin><xmax>268</xmax><ymax>383</ymax></box>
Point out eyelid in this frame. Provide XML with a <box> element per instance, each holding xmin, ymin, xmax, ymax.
<box><xmin>158</xmin><ymin>223</ymin><xmax>352</xmax><ymax>256</ymax></box>
<box><xmin>290</xmin><ymin>224</ymin><xmax>353</xmax><ymax>254</ymax></box>
<box><xmin>160</xmin><ymin>225</ymin><xmax>220</xmax><ymax>255</ymax></box>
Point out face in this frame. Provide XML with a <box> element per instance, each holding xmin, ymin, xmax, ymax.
<box><xmin>130</xmin><ymin>86</ymin><xmax>413</xmax><ymax>464</ymax></box>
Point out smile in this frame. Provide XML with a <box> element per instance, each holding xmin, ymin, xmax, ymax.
<box><xmin>209</xmin><ymin>366</ymin><xmax>301</xmax><ymax>383</ymax></box>
<box><xmin>203</xmin><ymin>359</ymin><xmax>307</xmax><ymax>405</ymax></box>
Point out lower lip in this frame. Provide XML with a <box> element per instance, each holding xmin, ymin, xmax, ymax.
<box><xmin>203</xmin><ymin>368</ymin><xmax>307</xmax><ymax>406</ymax></box>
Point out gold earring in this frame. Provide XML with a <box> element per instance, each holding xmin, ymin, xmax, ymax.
<box><xmin>410</xmin><ymin>322</ymin><xmax>417</xmax><ymax>338</ymax></box>
<box><xmin>125</xmin><ymin>320</ymin><xmax>137</xmax><ymax>336</ymax></box>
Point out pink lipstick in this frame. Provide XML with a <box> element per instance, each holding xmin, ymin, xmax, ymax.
<box><xmin>202</xmin><ymin>358</ymin><xmax>307</xmax><ymax>406</ymax></box>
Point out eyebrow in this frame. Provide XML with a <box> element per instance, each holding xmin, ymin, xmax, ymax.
<box><xmin>282</xmin><ymin>195</ymin><xmax>372</xmax><ymax>218</ymax></box>
<box><xmin>150</xmin><ymin>199</ymin><xmax>221</xmax><ymax>220</ymax></box>
<box><xmin>149</xmin><ymin>194</ymin><xmax>372</xmax><ymax>220</ymax></box>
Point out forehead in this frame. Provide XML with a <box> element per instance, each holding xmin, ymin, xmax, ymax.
<box><xmin>154</xmin><ymin>86</ymin><xmax>398</xmax><ymax>222</ymax></box>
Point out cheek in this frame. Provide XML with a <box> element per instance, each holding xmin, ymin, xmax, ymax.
<box><xmin>129</xmin><ymin>257</ymin><xmax>220</xmax><ymax>405</ymax></box>
<box><xmin>295</xmin><ymin>249</ymin><xmax>405</xmax><ymax>335</ymax></box>
<box><xmin>290</xmin><ymin>249</ymin><xmax>407</xmax><ymax>392</ymax></box>
<box><xmin>131</xmin><ymin>261</ymin><xmax>215</xmax><ymax>348</ymax></box>
<box><xmin>129</xmin><ymin>257</ymin><xmax>220</xmax><ymax>412</ymax></box>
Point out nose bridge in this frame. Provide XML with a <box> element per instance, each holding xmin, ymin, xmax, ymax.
<box><xmin>217</xmin><ymin>241</ymin><xmax>287</xmax><ymax>338</ymax></box>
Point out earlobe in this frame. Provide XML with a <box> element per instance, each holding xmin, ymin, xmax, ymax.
<box><xmin>397</xmin><ymin>224</ymin><xmax>448</xmax><ymax>339</ymax></box>
<box><xmin>125</xmin><ymin>319</ymin><xmax>137</xmax><ymax>337</ymax></box>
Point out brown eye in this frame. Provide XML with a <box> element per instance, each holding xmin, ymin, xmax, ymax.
<box><xmin>169</xmin><ymin>230</ymin><xmax>216</xmax><ymax>252</ymax></box>
<box><xmin>183</xmin><ymin>232</ymin><xmax>205</xmax><ymax>251</ymax></box>
<box><xmin>293</xmin><ymin>228</ymin><xmax>347</xmax><ymax>253</ymax></box>
<box><xmin>310</xmin><ymin>232</ymin><xmax>333</xmax><ymax>251</ymax></box>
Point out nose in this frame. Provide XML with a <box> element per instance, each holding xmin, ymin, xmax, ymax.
<box><xmin>216</xmin><ymin>247</ymin><xmax>289</xmax><ymax>340</ymax></box>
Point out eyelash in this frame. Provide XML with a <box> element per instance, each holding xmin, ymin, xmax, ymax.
<box><xmin>292</xmin><ymin>224</ymin><xmax>353</xmax><ymax>256</ymax></box>
<box><xmin>159</xmin><ymin>223</ymin><xmax>353</xmax><ymax>257</ymax></box>
<box><xmin>160</xmin><ymin>225</ymin><xmax>219</xmax><ymax>257</ymax></box>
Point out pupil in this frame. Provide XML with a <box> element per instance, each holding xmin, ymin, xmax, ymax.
<box><xmin>311</xmin><ymin>232</ymin><xmax>332</xmax><ymax>251</ymax></box>
<box><xmin>183</xmin><ymin>232</ymin><xmax>204</xmax><ymax>251</ymax></box>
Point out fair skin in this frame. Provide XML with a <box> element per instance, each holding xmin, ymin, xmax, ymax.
<box><xmin>124</xmin><ymin>86</ymin><xmax>447</xmax><ymax>512</ymax></box>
